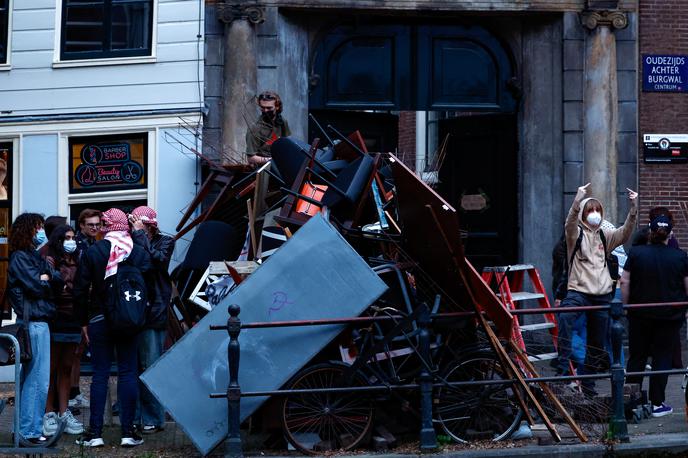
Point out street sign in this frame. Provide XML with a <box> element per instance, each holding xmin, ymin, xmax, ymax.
<box><xmin>642</xmin><ymin>55</ymin><xmax>688</xmax><ymax>93</ymax></box>
<box><xmin>643</xmin><ymin>134</ymin><xmax>688</xmax><ymax>163</ymax></box>
<box><xmin>141</xmin><ymin>214</ymin><xmax>387</xmax><ymax>456</ymax></box>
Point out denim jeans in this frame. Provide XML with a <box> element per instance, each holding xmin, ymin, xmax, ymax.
<box><xmin>88</xmin><ymin>319</ymin><xmax>139</xmax><ymax>436</ymax></box>
<box><xmin>19</xmin><ymin>322</ymin><xmax>50</xmax><ymax>439</ymax></box>
<box><xmin>556</xmin><ymin>290</ymin><xmax>612</xmax><ymax>393</ymax></box>
<box><xmin>135</xmin><ymin>328</ymin><xmax>166</xmax><ymax>427</ymax></box>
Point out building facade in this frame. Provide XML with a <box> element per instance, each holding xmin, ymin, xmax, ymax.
<box><xmin>638</xmin><ymin>0</ymin><xmax>688</xmax><ymax>244</ymax></box>
<box><xmin>0</xmin><ymin>0</ymin><xmax>204</xmax><ymax>267</ymax></box>
<box><xmin>205</xmin><ymin>0</ymin><xmax>639</xmax><ymax>290</ymax></box>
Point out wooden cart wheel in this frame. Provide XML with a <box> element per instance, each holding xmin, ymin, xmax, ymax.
<box><xmin>435</xmin><ymin>350</ymin><xmax>524</xmax><ymax>443</ymax></box>
<box><xmin>281</xmin><ymin>362</ymin><xmax>374</xmax><ymax>454</ymax></box>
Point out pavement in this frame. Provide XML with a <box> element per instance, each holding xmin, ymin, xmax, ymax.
<box><xmin>0</xmin><ymin>371</ymin><xmax>684</xmax><ymax>456</ymax></box>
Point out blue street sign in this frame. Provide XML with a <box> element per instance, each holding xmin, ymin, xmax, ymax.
<box><xmin>642</xmin><ymin>55</ymin><xmax>688</xmax><ymax>92</ymax></box>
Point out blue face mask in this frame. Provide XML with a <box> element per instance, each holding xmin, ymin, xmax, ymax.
<box><xmin>63</xmin><ymin>240</ymin><xmax>77</xmax><ymax>253</ymax></box>
<box><xmin>33</xmin><ymin>229</ymin><xmax>47</xmax><ymax>247</ymax></box>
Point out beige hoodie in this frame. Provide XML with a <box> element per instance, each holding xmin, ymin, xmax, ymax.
<box><xmin>565</xmin><ymin>197</ymin><xmax>637</xmax><ymax>296</ymax></box>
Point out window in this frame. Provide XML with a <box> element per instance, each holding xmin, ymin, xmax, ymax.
<box><xmin>0</xmin><ymin>0</ymin><xmax>9</xmax><ymax>64</ymax></box>
<box><xmin>69</xmin><ymin>133</ymin><xmax>147</xmax><ymax>193</ymax></box>
<box><xmin>60</xmin><ymin>0</ymin><xmax>153</xmax><ymax>61</ymax></box>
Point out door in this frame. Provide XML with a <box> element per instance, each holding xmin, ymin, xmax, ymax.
<box><xmin>308</xmin><ymin>110</ymin><xmax>399</xmax><ymax>153</ymax></box>
<box><xmin>0</xmin><ymin>142</ymin><xmax>11</xmax><ymax>315</ymax></box>
<box><xmin>438</xmin><ymin>114</ymin><xmax>518</xmax><ymax>269</ymax></box>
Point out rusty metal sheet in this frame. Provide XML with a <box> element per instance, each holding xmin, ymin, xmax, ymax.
<box><xmin>141</xmin><ymin>214</ymin><xmax>387</xmax><ymax>455</ymax></box>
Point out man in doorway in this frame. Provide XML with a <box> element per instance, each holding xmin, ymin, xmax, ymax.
<box><xmin>245</xmin><ymin>91</ymin><xmax>291</xmax><ymax>167</ymax></box>
<box><xmin>69</xmin><ymin>208</ymin><xmax>102</xmax><ymax>411</ymax></box>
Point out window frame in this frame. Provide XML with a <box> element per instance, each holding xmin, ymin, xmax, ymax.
<box><xmin>68</xmin><ymin>131</ymin><xmax>149</xmax><ymax>194</ymax></box>
<box><xmin>56</xmin><ymin>0</ymin><xmax>157</xmax><ymax>63</ymax></box>
<box><xmin>0</xmin><ymin>0</ymin><xmax>12</xmax><ymax>69</ymax></box>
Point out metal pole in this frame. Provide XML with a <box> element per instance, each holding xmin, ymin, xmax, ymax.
<box><xmin>608</xmin><ymin>298</ymin><xmax>629</xmax><ymax>442</ymax></box>
<box><xmin>417</xmin><ymin>303</ymin><xmax>437</xmax><ymax>452</ymax></box>
<box><xmin>226</xmin><ymin>304</ymin><xmax>243</xmax><ymax>457</ymax></box>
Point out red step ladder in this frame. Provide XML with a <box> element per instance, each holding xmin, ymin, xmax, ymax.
<box><xmin>481</xmin><ymin>264</ymin><xmax>559</xmax><ymax>363</ymax></box>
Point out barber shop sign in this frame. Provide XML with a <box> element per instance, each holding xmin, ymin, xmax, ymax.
<box><xmin>642</xmin><ymin>55</ymin><xmax>688</xmax><ymax>92</ymax></box>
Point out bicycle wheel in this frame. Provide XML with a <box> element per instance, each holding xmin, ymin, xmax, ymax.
<box><xmin>281</xmin><ymin>362</ymin><xmax>374</xmax><ymax>454</ymax></box>
<box><xmin>435</xmin><ymin>350</ymin><xmax>523</xmax><ymax>443</ymax></box>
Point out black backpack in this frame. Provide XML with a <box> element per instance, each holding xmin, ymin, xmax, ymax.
<box><xmin>104</xmin><ymin>258</ymin><xmax>148</xmax><ymax>334</ymax></box>
<box><xmin>555</xmin><ymin>226</ymin><xmax>620</xmax><ymax>298</ymax></box>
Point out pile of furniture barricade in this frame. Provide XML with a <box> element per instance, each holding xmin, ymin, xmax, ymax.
<box><xmin>147</xmin><ymin>124</ymin><xmax>590</xmax><ymax>456</ymax></box>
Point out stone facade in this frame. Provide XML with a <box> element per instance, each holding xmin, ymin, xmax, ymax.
<box><xmin>203</xmin><ymin>0</ymin><xmax>639</xmax><ymax>293</ymax></box>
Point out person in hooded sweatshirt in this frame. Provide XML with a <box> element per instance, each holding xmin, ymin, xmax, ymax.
<box><xmin>555</xmin><ymin>183</ymin><xmax>638</xmax><ymax>396</ymax></box>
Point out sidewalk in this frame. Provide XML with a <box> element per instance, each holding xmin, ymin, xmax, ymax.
<box><xmin>0</xmin><ymin>374</ymin><xmax>684</xmax><ymax>457</ymax></box>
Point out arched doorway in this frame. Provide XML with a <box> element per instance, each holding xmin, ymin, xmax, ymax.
<box><xmin>310</xmin><ymin>22</ymin><xmax>519</xmax><ymax>267</ymax></box>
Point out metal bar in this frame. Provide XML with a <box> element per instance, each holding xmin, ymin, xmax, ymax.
<box><xmin>0</xmin><ymin>334</ymin><xmax>21</xmax><ymax>448</ymax></box>
<box><xmin>210</xmin><ymin>301</ymin><xmax>688</xmax><ymax>331</ymax></box>
<box><xmin>225</xmin><ymin>305</ymin><xmax>242</xmax><ymax>458</ymax></box>
<box><xmin>210</xmin><ymin>372</ymin><xmax>621</xmax><ymax>398</ymax></box>
<box><xmin>417</xmin><ymin>303</ymin><xmax>436</xmax><ymax>450</ymax></box>
<box><xmin>609</xmin><ymin>299</ymin><xmax>629</xmax><ymax>442</ymax></box>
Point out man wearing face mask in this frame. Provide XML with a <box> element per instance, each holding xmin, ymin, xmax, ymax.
<box><xmin>555</xmin><ymin>183</ymin><xmax>638</xmax><ymax>397</ymax></box>
<box><xmin>245</xmin><ymin>91</ymin><xmax>291</xmax><ymax>167</ymax></box>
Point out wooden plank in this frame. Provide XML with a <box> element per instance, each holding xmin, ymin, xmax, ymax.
<box><xmin>11</xmin><ymin>9</ymin><xmax>56</xmax><ymax>31</ymax></box>
<box><xmin>423</xmin><ymin>201</ymin><xmax>557</xmax><ymax>440</ymax></box>
<box><xmin>474</xmin><ymin>305</ymin><xmax>561</xmax><ymax>442</ymax></box>
<box><xmin>208</xmin><ymin>261</ymin><xmax>259</xmax><ymax>276</ymax></box>
<box><xmin>0</xmin><ymin>82</ymin><xmax>200</xmax><ymax>115</ymax></box>
<box><xmin>509</xmin><ymin>342</ymin><xmax>588</xmax><ymax>442</ymax></box>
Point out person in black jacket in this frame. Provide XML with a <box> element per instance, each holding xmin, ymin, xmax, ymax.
<box><xmin>621</xmin><ymin>215</ymin><xmax>688</xmax><ymax>418</ymax></box>
<box><xmin>73</xmin><ymin>208</ymin><xmax>151</xmax><ymax>448</ymax></box>
<box><xmin>129</xmin><ymin>206</ymin><xmax>175</xmax><ymax>434</ymax></box>
<box><xmin>8</xmin><ymin>213</ymin><xmax>63</xmax><ymax>443</ymax></box>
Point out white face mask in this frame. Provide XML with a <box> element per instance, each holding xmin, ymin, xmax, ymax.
<box><xmin>586</xmin><ymin>211</ymin><xmax>602</xmax><ymax>227</ymax></box>
<box><xmin>63</xmin><ymin>240</ymin><xmax>77</xmax><ymax>253</ymax></box>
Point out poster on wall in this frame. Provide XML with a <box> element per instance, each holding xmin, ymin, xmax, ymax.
<box><xmin>69</xmin><ymin>134</ymin><xmax>147</xmax><ymax>193</ymax></box>
<box><xmin>642</xmin><ymin>55</ymin><xmax>688</xmax><ymax>92</ymax></box>
<box><xmin>643</xmin><ymin>134</ymin><xmax>688</xmax><ymax>163</ymax></box>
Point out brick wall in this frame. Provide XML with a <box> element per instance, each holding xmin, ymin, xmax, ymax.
<box><xmin>639</xmin><ymin>0</ymin><xmax>688</xmax><ymax>244</ymax></box>
<box><xmin>397</xmin><ymin>111</ymin><xmax>417</xmax><ymax>169</ymax></box>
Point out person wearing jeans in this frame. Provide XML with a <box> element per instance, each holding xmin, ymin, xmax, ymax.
<box><xmin>8</xmin><ymin>213</ymin><xmax>63</xmax><ymax>443</ymax></box>
<box><xmin>130</xmin><ymin>206</ymin><xmax>175</xmax><ymax>434</ymax></box>
<box><xmin>87</xmin><ymin>319</ymin><xmax>139</xmax><ymax>435</ymax></box>
<box><xmin>20</xmin><ymin>322</ymin><xmax>51</xmax><ymax>439</ymax></box>
<box><xmin>73</xmin><ymin>208</ymin><xmax>152</xmax><ymax>448</ymax></box>
<box><xmin>135</xmin><ymin>328</ymin><xmax>167</xmax><ymax>429</ymax></box>
<box><xmin>555</xmin><ymin>184</ymin><xmax>637</xmax><ymax>397</ymax></box>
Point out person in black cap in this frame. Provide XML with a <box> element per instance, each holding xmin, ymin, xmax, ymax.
<box><xmin>621</xmin><ymin>215</ymin><xmax>688</xmax><ymax>417</ymax></box>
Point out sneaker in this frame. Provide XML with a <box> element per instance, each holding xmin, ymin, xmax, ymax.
<box><xmin>27</xmin><ymin>436</ymin><xmax>47</xmax><ymax>445</ymax></box>
<box><xmin>68</xmin><ymin>393</ymin><xmax>90</xmax><ymax>409</ymax></box>
<box><xmin>42</xmin><ymin>412</ymin><xmax>58</xmax><ymax>437</ymax></box>
<box><xmin>121</xmin><ymin>429</ymin><xmax>144</xmax><ymax>447</ymax></box>
<box><xmin>59</xmin><ymin>409</ymin><xmax>84</xmax><ymax>435</ymax></box>
<box><xmin>76</xmin><ymin>430</ymin><xmax>104</xmax><ymax>447</ymax></box>
<box><xmin>652</xmin><ymin>403</ymin><xmax>673</xmax><ymax>417</ymax></box>
<box><xmin>141</xmin><ymin>424</ymin><xmax>164</xmax><ymax>434</ymax></box>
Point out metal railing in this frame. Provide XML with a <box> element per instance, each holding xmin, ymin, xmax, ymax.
<box><xmin>209</xmin><ymin>298</ymin><xmax>688</xmax><ymax>457</ymax></box>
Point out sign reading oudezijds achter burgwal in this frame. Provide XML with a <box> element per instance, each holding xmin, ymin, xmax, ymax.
<box><xmin>642</xmin><ymin>55</ymin><xmax>688</xmax><ymax>92</ymax></box>
<box><xmin>74</xmin><ymin>143</ymin><xmax>144</xmax><ymax>188</ymax></box>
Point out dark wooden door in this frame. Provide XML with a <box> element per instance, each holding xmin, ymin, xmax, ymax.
<box><xmin>438</xmin><ymin>114</ymin><xmax>518</xmax><ymax>270</ymax></box>
<box><xmin>308</xmin><ymin>110</ymin><xmax>399</xmax><ymax>153</ymax></box>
